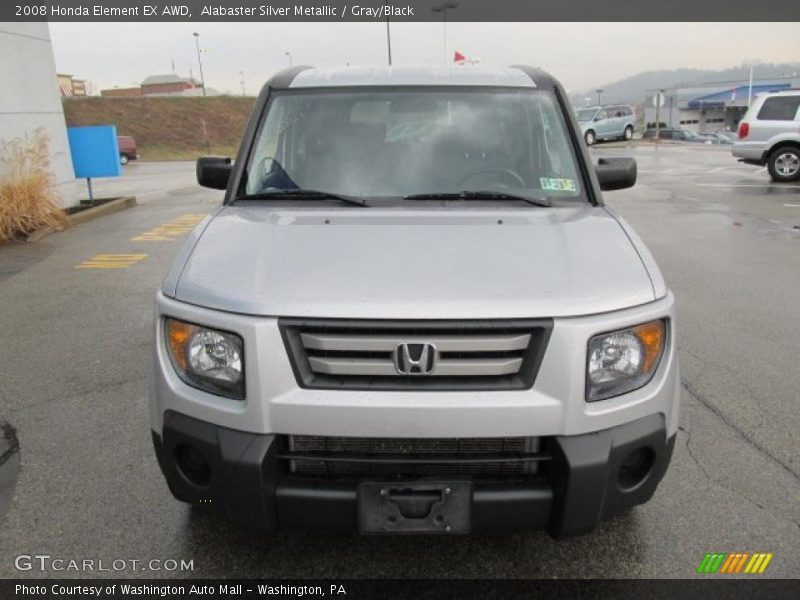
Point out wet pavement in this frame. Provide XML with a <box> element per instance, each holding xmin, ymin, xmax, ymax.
<box><xmin>0</xmin><ymin>148</ymin><xmax>798</xmax><ymax>578</ymax></box>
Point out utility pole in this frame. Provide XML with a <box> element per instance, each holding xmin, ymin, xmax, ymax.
<box><xmin>192</xmin><ymin>32</ymin><xmax>206</xmax><ymax>96</ymax></box>
<box><xmin>431</xmin><ymin>2</ymin><xmax>459</xmax><ymax>67</ymax></box>
<box><xmin>239</xmin><ymin>71</ymin><xmax>246</xmax><ymax>96</ymax></box>
<box><xmin>595</xmin><ymin>89</ymin><xmax>603</xmax><ymax>105</ymax></box>
<box><xmin>385</xmin><ymin>1</ymin><xmax>392</xmax><ymax>66</ymax></box>
<box><xmin>747</xmin><ymin>63</ymin><xmax>754</xmax><ymax>107</ymax></box>
<box><xmin>668</xmin><ymin>94</ymin><xmax>674</xmax><ymax>127</ymax></box>
<box><xmin>654</xmin><ymin>89</ymin><xmax>665</xmax><ymax>143</ymax></box>
<box><xmin>285</xmin><ymin>51</ymin><xmax>293</xmax><ymax>67</ymax></box>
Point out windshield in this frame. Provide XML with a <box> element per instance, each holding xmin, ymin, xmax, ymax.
<box><xmin>575</xmin><ymin>108</ymin><xmax>597</xmax><ymax>122</ymax></box>
<box><xmin>244</xmin><ymin>89</ymin><xmax>584</xmax><ymax>201</ymax></box>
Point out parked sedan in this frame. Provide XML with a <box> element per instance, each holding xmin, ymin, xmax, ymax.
<box><xmin>709</xmin><ymin>132</ymin><xmax>736</xmax><ymax>144</ymax></box>
<box><xmin>642</xmin><ymin>128</ymin><xmax>713</xmax><ymax>143</ymax></box>
<box><xmin>697</xmin><ymin>133</ymin><xmax>722</xmax><ymax>144</ymax></box>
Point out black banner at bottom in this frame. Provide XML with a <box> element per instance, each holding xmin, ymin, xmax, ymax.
<box><xmin>3</xmin><ymin>579</ymin><xmax>800</xmax><ymax>600</ymax></box>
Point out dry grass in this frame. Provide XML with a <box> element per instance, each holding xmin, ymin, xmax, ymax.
<box><xmin>0</xmin><ymin>129</ymin><xmax>69</xmax><ymax>243</ymax></box>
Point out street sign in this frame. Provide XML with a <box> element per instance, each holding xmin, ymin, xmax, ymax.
<box><xmin>652</xmin><ymin>92</ymin><xmax>666</xmax><ymax>108</ymax></box>
<box><xmin>67</xmin><ymin>125</ymin><xmax>121</xmax><ymax>201</ymax></box>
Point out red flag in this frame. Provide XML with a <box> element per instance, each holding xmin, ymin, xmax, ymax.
<box><xmin>453</xmin><ymin>51</ymin><xmax>466</xmax><ymax>63</ymax></box>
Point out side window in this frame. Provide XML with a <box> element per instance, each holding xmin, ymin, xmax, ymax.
<box><xmin>595</xmin><ymin>109</ymin><xmax>607</xmax><ymax>121</ymax></box>
<box><xmin>613</xmin><ymin>107</ymin><xmax>624</xmax><ymax>118</ymax></box>
<box><xmin>623</xmin><ymin>106</ymin><xmax>633</xmax><ymax>117</ymax></box>
<box><xmin>756</xmin><ymin>96</ymin><xmax>800</xmax><ymax>121</ymax></box>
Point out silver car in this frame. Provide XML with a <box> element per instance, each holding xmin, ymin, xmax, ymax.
<box><xmin>576</xmin><ymin>104</ymin><xmax>636</xmax><ymax>145</ymax></box>
<box><xmin>732</xmin><ymin>89</ymin><xmax>800</xmax><ymax>182</ymax></box>
<box><xmin>150</xmin><ymin>65</ymin><xmax>679</xmax><ymax>538</ymax></box>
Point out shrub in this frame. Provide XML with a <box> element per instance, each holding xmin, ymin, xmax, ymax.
<box><xmin>0</xmin><ymin>129</ymin><xmax>69</xmax><ymax>243</ymax></box>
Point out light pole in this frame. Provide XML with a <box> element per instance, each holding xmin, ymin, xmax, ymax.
<box><xmin>431</xmin><ymin>2</ymin><xmax>459</xmax><ymax>67</ymax></box>
<box><xmin>595</xmin><ymin>89</ymin><xmax>603</xmax><ymax>105</ymax></box>
<box><xmin>285</xmin><ymin>51</ymin><xmax>293</xmax><ymax>68</ymax></box>
<box><xmin>385</xmin><ymin>0</ymin><xmax>392</xmax><ymax>66</ymax></box>
<box><xmin>239</xmin><ymin>71</ymin><xmax>246</xmax><ymax>97</ymax></box>
<box><xmin>192</xmin><ymin>32</ymin><xmax>206</xmax><ymax>97</ymax></box>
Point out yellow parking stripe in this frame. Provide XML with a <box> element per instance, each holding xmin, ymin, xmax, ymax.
<box><xmin>132</xmin><ymin>213</ymin><xmax>206</xmax><ymax>241</ymax></box>
<box><xmin>90</xmin><ymin>254</ymin><xmax>150</xmax><ymax>259</ymax></box>
<box><xmin>74</xmin><ymin>254</ymin><xmax>148</xmax><ymax>270</ymax></box>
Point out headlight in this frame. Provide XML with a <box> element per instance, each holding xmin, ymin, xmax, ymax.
<box><xmin>586</xmin><ymin>319</ymin><xmax>666</xmax><ymax>401</ymax></box>
<box><xmin>164</xmin><ymin>318</ymin><xmax>244</xmax><ymax>399</ymax></box>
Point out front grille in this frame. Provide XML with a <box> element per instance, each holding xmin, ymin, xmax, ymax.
<box><xmin>282</xmin><ymin>435</ymin><xmax>547</xmax><ymax>478</ymax></box>
<box><xmin>279</xmin><ymin>318</ymin><xmax>552</xmax><ymax>391</ymax></box>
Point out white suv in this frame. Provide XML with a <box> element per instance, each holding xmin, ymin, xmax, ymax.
<box><xmin>732</xmin><ymin>89</ymin><xmax>800</xmax><ymax>182</ymax></box>
<box><xmin>150</xmin><ymin>65</ymin><xmax>679</xmax><ymax>538</ymax></box>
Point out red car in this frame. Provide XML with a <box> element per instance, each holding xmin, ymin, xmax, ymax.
<box><xmin>117</xmin><ymin>135</ymin><xmax>138</xmax><ymax>165</ymax></box>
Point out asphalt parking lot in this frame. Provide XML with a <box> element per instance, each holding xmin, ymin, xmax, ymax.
<box><xmin>0</xmin><ymin>144</ymin><xmax>798</xmax><ymax>578</ymax></box>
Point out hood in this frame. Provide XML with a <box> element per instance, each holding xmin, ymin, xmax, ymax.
<box><xmin>171</xmin><ymin>205</ymin><xmax>656</xmax><ymax>319</ymax></box>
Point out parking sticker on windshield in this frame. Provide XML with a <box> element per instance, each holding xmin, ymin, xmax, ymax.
<box><xmin>540</xmin><ymin>177</ymin><xmax>576</xmax><ymax>192</ymax></box>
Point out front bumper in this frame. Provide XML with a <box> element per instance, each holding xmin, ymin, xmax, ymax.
<box><xmin>152</xmin><ymin>411</ymin><xmax>675</xmax><ymax>538</ymax></box>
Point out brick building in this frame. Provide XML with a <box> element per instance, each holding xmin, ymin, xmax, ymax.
<box><xmin>101</xmin><ymin>74</ymin><xmax>204</xmax><ymax>98</ymax></box>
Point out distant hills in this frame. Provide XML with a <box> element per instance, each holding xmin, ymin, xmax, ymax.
<box><xmin>570</xmin><ymin>62</ymin><xmax>800</xmax><ymax>107</ymax></box>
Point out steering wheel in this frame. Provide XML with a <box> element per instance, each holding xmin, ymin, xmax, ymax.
<box><xmin>455</xmin><ymin>167</ymin><xmax>526</xmax><ymax>189</ymax></box>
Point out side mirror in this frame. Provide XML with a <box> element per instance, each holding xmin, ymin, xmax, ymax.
<box><xmin>197</xmin><ymin>156</ymin><xmax>232</xmax><ymax>190</ymax></box>
<box><xmin>595</xmin><ymin>157</ymin><xmax>637</xmax><ymax>191</ymax></box>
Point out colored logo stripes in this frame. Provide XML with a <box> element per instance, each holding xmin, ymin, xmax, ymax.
<box><xmin>696</xmin><ymin>552</ymin><xmax>773</xmax><ymax>574</ymax></box>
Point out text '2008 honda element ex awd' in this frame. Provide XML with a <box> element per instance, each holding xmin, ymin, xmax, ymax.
<box><xmin>151</xmin><ymin>65</ymin><xmax>679</xmax><ymax>538</ymax></box>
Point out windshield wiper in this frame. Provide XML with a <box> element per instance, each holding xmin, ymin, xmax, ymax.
<box><xmin>404</xmin><ymin>190</ymin><xmax>552</xmax><ymax>207</ymax></box>
<box><xmin>236</xmin><ymin>189</ymin><xmax>369</xmax><ymax>207</ymax></box>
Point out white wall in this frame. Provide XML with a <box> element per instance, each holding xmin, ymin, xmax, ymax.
<box><xmin>0</xmin><ymin>23</ymin><xmax>76</xmax><ymax>207</ymax></box>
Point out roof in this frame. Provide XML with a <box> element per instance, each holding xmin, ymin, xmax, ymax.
<box><xmin>284</xmin><ymin>65</ymin><xmax>544</xmax><ymax>89</ymax></box>
<box><xmin>688</xmin><ymin>83</ymin><xmax>792</xmax><ymax>108</ymax></box>
<box><xmin>141</xmin><ymin>74</ymin><xmax>200</xmax><ymax>86</ymax></box>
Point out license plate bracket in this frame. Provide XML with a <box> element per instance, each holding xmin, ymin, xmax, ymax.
<box><xmin>358</xmin><ymin>481</ymin><xmax>472</xmax><ymax>534</ymax></box>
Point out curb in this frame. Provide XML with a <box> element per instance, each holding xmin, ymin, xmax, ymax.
<box><xmin>68</xmin><ymin>196</ymin><xmax>137</xmax><ymax>226</ymax></box>
<box><xmin>21</xmin><ymin>196</ymin><xmax>137</xmax><ymax>243</ymax></box>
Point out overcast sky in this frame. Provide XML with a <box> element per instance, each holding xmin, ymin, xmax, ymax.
<box><xmin>49</xmin><ymin>22</ymin><xmax>800</xmax><ymax>95</ymax></box>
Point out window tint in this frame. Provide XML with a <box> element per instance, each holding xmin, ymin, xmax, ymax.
<box><xmin>757</xmin><ymin>96</ymin><xmax>800</xmax><ymax>121</ymax></box>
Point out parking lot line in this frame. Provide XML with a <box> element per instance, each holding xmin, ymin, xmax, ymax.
<box><xmin>132</xmin><ymin>213</ymin><xmax>207</xmax><ymax>241</ymax></box>
<box><xmin>74</xmin><ymin>254</ymin><xmax>148</xmax><ymax>269</ymax></box>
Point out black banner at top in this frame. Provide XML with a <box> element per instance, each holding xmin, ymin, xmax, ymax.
<box><xmin>3</xmin><ymin>0</ymin><xmax>797</xmax><ymax>22</ymax></box>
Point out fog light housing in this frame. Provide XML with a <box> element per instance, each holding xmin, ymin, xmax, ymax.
<box><xmin>617</xmin><ymin>447</ymin><xmax>656</xmax><ymax>490</ymax></box>
<box><xmin>175</xmin><ymin>444</ymin><xmax>212</xmax><ymax>488</ymax></box>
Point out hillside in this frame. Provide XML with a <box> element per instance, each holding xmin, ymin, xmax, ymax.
<box><xmin>62</xmin><ymin>96</ymin><xmax>256</xmax><ymax>160</ymax></box>
<box><xmin>571</xmin><ymin>62</ymin><xmax>800</xmax><ymax>106</ymax></box>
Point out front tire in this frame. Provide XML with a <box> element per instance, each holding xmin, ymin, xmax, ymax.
<box><xmin>623</xmin><ymin>126</ymin><xmax>633</xmax><ymax>141</ymax></box>
<box><xmin>767</xmin><ymin>146</ymin><xmax>800</xmax><ymax>182</ymax></box>
<box><xmin>120</xmin><ymin>154</ymin><xmax>129</xmax><ymax>165</ymax></box>
<box><xmin>584</xmin><ymin>130</ymin><xmax>596</xmax><ymax>146</ymax></box>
